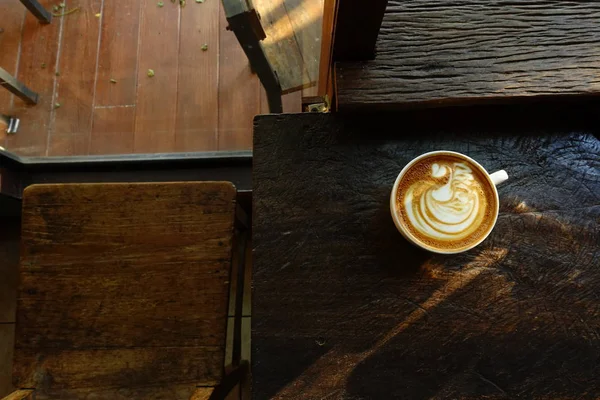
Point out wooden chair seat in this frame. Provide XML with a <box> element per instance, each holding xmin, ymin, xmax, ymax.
<box><xmin>3</xmin><ymin>182</ymin><xmax>246</xmax><ymax>400</ymax></box>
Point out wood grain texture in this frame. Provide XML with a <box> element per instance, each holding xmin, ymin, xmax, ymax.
<box><xmin>283</xmin><ymin>0</ymin><xmax>323</xmax><ymax>94</ymax></box>
<box><xmin>89</xmin><ymin>106</ymin><xmax>135</xmax><ymax>154</ymax></box>
<box><xmin>0</xmin><ymin>0</ymin><xmax>25</xmax><ymax>117</ymax></box>
<box><xmin>49</xmin><ymin>0</ymin><xmax>102</xmax><ymax>155</ymax></box>
<box><xmin>1</xmin><ymin>390</ymin><xmax>33</xmax><ymax>400</ymax></box>
<box><xmin>175</xmin><ymin>0</ymin><xmax>220</xmax><ymax>152</ymax></box>
<box><xmin>5</xmin><ymin>0</ymin><xmax>60</xmax><ymax>156</ymax></box>
<box><xmin>29</xmin><ymin>384</ymin><xmax>205</xmax><ymax>400</ymax></box>
<box><xmin>218</xmin><ymin>6</ymin><xmax>260</xmax><ymax>150</ymax></box>
<box><xmin>253</xmin><ymin>104</ymin><xmax>600</xmax><ymax>399</ymax></box>
<box><xmin>15</xmin><ymin>182</ymin><xmax>237</xmax><ymax>398</ymax></box>
<box><xmin>253</xmin><ymin>0</ymin><xmax>311</xmax><ymax>93</ymax></box>
<box><xmin>2</xmin><ymin>0</ymin><xmax>262</xmax><ymax>156</ymax></box>
<box><xmin>317</xmin><ymin>0</ymin><xmax>335</xmax><ymax>97</ymax></box>
<box><xmin>94</xmin><ymin>0</ymin><xmax>142</xmax><ymax>106</ymax></box>
<box><xmin>134</xmin><ymin>0</ymin><xmax>179</xmax><ymax>153</ymax></box>
<box><xmin>336</xmin><ymin>0</ymin><xmax>600</xmax><ymax>111</ymax></box>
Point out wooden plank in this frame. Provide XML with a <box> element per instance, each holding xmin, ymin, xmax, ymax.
<box><xmin>283</xmin><ymin>0</ymin><xmax>323</xmax><ymax>96</ymax></box>
<box><xmin>252</xmin><ymin>106</ymin><xmax>600</xmax><ymax>398</ymax></box>
<box><xmin>317</xmin><ymin>0</ymin><xmax>335</xmax><ymax>97</ymax></box>
<box><xmin>31</xmin><ymin>384</ymin><xmax>207</xmax><ymax>400</ymax></box>
<box><xmin>15</xmin><ymin>182</ymin><xmax>236</xmax><ymax>397</ymax></box>
<box><xmin>134</xmin><ymin>0</ymin><xmax>179</xmax><ymax>153</ymax></box>
<box><xmin>175</xmin><ymin>0</ymin><xmax>220</xmax><ymax>152</ymax></box>
<box><xmin>5</xmin><ymin>0</ymin><xmax>60</xmax><ymax>156</ymax></box>
<box><xmin>1</xmin><ymin>389</ymin><xmax>33</xmax><ymax>400</ymax></box>
<box><xmin>0</xmin><ymin>1</ymin><xmax>24</xmax><ymax>116</ymax></box>
<box><xmin>89</xmin><ymin>106</ymin><xmax>135</xmax><ymax>154</ymax></box>
<box><xmin>253</xmin><ymin>0</ymin><xmax>311</xmax><ymax>93</ymax></box>
<box><xmin>14</xmin><ymin>347</ymin><xmax>223</xmax><ymax>389</ymax></box>
<box><xmin>218</xmin><ymin>5</ymin><xmax>260</xmax><ymax>150</ymax></box>
<box><xmin>48</xmin><ymin>0</ymin><xmax>102</xmax><ymax>156</ymax></box>
<box><xmin>94</xmin><ymin>0</ymin><xmax>142</xmax><ymax>107</ymax></box>
<box><xmin>0</xmin><ymin>325</ymin><xmax>16</xmax><ymax>398</ymax></box>
<box><xmin>336</xmin><ymin>0</ymin><xmax>600</xmax><ymax>111</ymax></box>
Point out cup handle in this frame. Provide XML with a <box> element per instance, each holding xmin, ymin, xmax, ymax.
<box><xmin>489</xmin><ymin>170</ymin><xmax>508</xmax><ymax>186</ymax></box>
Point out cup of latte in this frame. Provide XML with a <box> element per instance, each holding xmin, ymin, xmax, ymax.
<box><xmin>390</xmin><ymin>151</ymin><xmax>508</xmax><ymax>254</ymax></box>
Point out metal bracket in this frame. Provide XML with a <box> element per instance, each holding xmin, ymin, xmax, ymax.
<box><xmin>306</xmin><ymin>94</ymin><xmax>331</xmax><ymax>113</ymax></box>
<box><xmin>0</xmin><ymin>115</ymin><xmax>20</xmax><ymax>134</ymax></box>
<box><xmin>19</xmin><ymin>0</ymin><xmax>52</xmax><ymax>24</ymax></box>
<box><xmin>0</xmin><ymin>67</ymin><xmax>39</xmax><ymax>105</ymax></box>
<box><xmin>222</xmin><ymin>0</ymin><xmax>282</xmax><ymax>113</ymax></box>
<box><xmin>247</xmin><ymin>9</ymin><xmax>266</xmax><ymax>40</ymax></box>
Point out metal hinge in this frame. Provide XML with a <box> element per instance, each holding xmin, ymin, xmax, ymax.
<box><xmin>306</xmin><ymin>94</ymin><xmax>330</xmax><ymax>113</ymax></box>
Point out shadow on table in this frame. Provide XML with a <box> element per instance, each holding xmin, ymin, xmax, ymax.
<box><xmin>346</xmin><ymin>329</ymin><xmax>600</xmax><ymax>399</ymax></box>
<box><xmin>344</xmin><ymin>196</ymin><xmax>600</xmax><ymax>399</ymax></box>
<box><xmin>369</xmin><ymin>187</ymin><xmax>430</xmax><ymax>277</ymax></box>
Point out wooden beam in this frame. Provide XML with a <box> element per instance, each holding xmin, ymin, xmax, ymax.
<box><xmin>317</xmin><ymin>0</ymin><xmax>336</xmax><ymax>98</ymax></box>
<box><xmin>336</xmin><ymin>0</ymin><xmax>600</xmax><ymax>111</ymax></box>
<box><xmin>317</xmin><ymin>0</ymin><xmax>387</xmax><ymax>101</ymax></box>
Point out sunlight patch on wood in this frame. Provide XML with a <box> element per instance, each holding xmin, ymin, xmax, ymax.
<box><xmin>274</xmin><ymin>247</ymin><xmax>509</xmax><ymax>398</ymax></box>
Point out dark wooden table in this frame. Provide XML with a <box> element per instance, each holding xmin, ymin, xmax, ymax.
<box><xmin>253</xmin><ymin>102</ymin><xmax>600</xmax><ymax>399</ymax></box>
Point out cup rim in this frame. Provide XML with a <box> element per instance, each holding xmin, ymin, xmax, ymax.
<box><xmin>390</xmin><ymin>150</ymin><xmax>500</xmax><ymax>254</ymax></box>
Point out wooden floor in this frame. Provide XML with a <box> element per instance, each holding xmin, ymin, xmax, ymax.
<box><xmin>0</xmin><ymin>0</ymin><xmax>301</xmax><ymax>156</ymax></box>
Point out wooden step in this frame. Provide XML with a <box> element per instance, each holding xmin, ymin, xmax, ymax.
<box><xmin>336</xmin><ymin>0</ymin><xmax>600</xmax><ymax>110</ymax></box>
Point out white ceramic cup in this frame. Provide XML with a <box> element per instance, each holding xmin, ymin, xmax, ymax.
<box><xmin>390</xmin><ymin>151</ymin><xmax>508</xmax><ymax>254</ymax></box>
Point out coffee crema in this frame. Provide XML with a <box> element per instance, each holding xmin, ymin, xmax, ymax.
<box><xmin>395</xmin><ymin>154</ymin><xmax>497</xmax><ymax>252</ymax></box>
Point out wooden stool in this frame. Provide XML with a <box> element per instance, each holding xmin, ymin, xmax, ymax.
<box><xmin>3</xmin><ymin>182</ymin><xmax>248</xmax><ymax>400</ymax></box>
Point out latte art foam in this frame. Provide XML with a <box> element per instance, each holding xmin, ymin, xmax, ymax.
<box><xmin>404</xmin><ymin>162</ymin><xmax>482</xmax><ymax>241</ymax></box>
<box><xmin>396</xmin><ymin>154</ymin><xmax>497</xmax><ymax>252</ymax></box>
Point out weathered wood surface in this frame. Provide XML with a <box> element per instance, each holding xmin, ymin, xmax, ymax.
<box><xmin>15</xmin><ymin>182</ymin><xmax>237</xmax><ymax>399</ymax></box>
<box><xmin>317</xmin><ymin>0</ymin><xmax>335</xmax><ymax>98</ymax></box>
<box><xmin>253</xmin><ymin>104</ymin><xmax>600</xmax><ymax>399</ymax></box>
<box><xmin>253</xmin><ymin>0</ymin><xmax>311</xmax><ymax>93</ymax></box>
<box><xmin>336</xmin><ymin>0</ymin><xmax>600</xmax><ymax>110</ymax></box>
<box><xmin>283</xmin><ymin>0</ymin><xmax>324</xmax><ymax>97</ymax></box>
<box><xmin>1</xmin><ymin>390</ymin><xmax>34</xmax><ymax>400</ymax></box>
